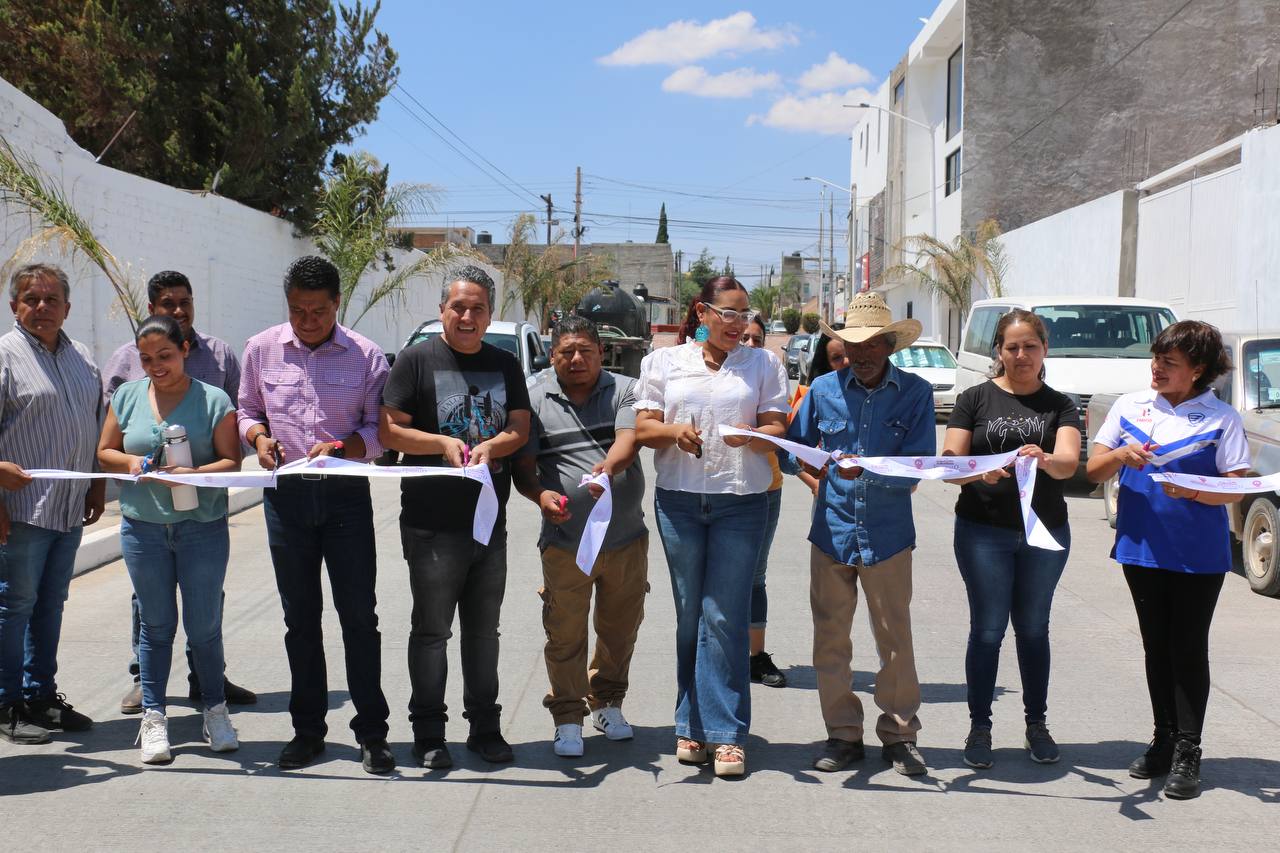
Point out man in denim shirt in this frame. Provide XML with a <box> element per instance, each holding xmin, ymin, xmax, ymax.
<box><xmin>787</xmin><ymin>293</ymin><xmax>935</xmax><ymax>776</ymax></box>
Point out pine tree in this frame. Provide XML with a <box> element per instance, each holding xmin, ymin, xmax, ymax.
<box><xmin>655</xmin><ymin>203</ymin><xmax>669</xmax><ymax>243</ymax></box>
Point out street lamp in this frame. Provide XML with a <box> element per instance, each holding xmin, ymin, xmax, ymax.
<box><xmin>797</xmin><ymin>176</ymin><xmax>857</xmax><ymax>315</ymax></box>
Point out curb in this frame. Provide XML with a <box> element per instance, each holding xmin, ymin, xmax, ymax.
<box><xmin>72</xmin><ymin>487</ymin><xmax>264</xmax><ymax>577</ymax></box>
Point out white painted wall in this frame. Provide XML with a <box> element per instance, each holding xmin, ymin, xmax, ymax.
<box><xmin>1233</xmin><ymin>125</ymin><xmax>1280</xmax><ymax>332</ymax></box>
<box><xmin>1135</xmin><ymin>166</ymin><xmax>1241</xmax><ymax>328</ymax></box>
<box><xmin>0</xmin><ymin>76</ymin><xmax>508</xmax><ymax>364</ymax></box>
<box><xmin>999</xmin><ymin>190</ymin><xmax>1129</xmax><ymax>299</ymax></box>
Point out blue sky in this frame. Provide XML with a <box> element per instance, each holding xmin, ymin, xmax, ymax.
<box><xmin>353</xmin><ymin>2</ymin><xmax>938</xmax><ymax>284</ymax></box>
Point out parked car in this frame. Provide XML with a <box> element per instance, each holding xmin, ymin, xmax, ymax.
<box><xmin>768</xmin><ymin>319</ymin><xmax>788</xmax><ymax>334</ymax></box>
<box><xmin>889</xmin><ymin>337</ymin><xmax>958</xmax><ymax>416</ymax></box>
<box><xmin>959</xmin><ymin>296</ymin><xmax>1178</xmax><ymax>459</ymax></box>
<box><xmin>784</xmin><ymin>333</ymin><xmax>813</xmax><ymax>379</ymax></box>
<box><xmin>403</xmin><ymin>320</ymin><xmax>550</xmax><ymax>385</ymax></box>
<box><xmin>1086</xmin><ymin>331</ymin><xmax>1280</xmax><ymax>595</ymax></box>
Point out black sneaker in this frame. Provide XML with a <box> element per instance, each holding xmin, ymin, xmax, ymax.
<box><xmin>412</xmin><ymin>738</ymin><xmax>454</xmax><ymax>769</ymax></box>
<box><xmin>24</xmin><ymin>694</ymin><xmax>93</xmax><ymax>732</ymax></box>
<box><xmin>882</xmin><ymin>741</ymin><xmax>928</xmax><ymax>776</ymax></box>
<box><xmin>1128</xmin><ymin>729</ymin><xmax>1175</xmax><ymax>779</ymax></box>
<box><xmin>466</xmin><ymin>731</ymin><xmax>514</xmax><ymax>763</ymax></box>
<box><xmin>360</xmin><ymin>738</ymin><xmax>396</xmax><ymax>775</ymax></box>
<box><xmin>813</xmin><ymin>737</ymin><xmax>865</xmax><ymax>772</ymax></box>
<box><xmin>1163</xmin><ymin>740</ymin><xmax>1202</xmax><ymax>800</ymax></box>
<box><xmin>0</xmin><ymin>703</ymin><xmax>51</xmax><ymax>744</ymax></box>
<box><xmin>750</xmin><ymin>652</ymin><xmax>788</xmax><ymax>688</ymax></box>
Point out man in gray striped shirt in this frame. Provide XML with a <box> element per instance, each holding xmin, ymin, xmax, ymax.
<box><xmin>512</xmin><ymin>315</ymin><xmax>648</xmax><ymax>759</ymax></box>
<box><xmin>0</xmin><ymin>263</ymin><xmax>103</xmax><ymax>745</ymax></box>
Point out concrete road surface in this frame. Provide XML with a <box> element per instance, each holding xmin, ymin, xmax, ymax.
<box><xmin>3</xmin><ymin>442</ymin><xmax>1279</xmax><ymax>851</ymax></box>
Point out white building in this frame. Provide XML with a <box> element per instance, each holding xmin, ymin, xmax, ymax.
<box><xmin>850</xmin><ymin>0</ymin><xmax>964</xmax><ymax>345</ymax></box>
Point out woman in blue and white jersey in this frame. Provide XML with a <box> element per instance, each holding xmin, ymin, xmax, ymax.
<box><xmin>1088</xmin><ymin>320</ymin><xmax>1249</xmax><ymax>801</ymax></box>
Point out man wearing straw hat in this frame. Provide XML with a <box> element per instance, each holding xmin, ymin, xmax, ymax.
<box><xmin>786</xmin><ymin>291</ymin><xmax>936</xmax><ymax>776</ymax></box>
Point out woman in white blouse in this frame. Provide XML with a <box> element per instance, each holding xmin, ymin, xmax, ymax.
<box><xmin>634</xmin><ymin>276</ymin><xmax>790</xmax><ymax>776</ymax></box>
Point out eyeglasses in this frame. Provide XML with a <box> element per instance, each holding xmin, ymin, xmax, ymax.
<box><xmin>702</xmin><ymin>304</ymin><xmax>752</xmax><ymax>325</ymax></box>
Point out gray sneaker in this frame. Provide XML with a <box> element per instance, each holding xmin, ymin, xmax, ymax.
<box><xmin>1025</xmin><ymin>722</ymin><xmax>1060</xmax><ymax>764</ymax></box>
<box><xmin>882</xmin><ymin>741</ymin><xmax>927</xmax><ymax>776</ymax></box>
<box><xmin>963</xmin><ymin>726</ymin><xmax>994</xmax><ymax>769</ymax></box>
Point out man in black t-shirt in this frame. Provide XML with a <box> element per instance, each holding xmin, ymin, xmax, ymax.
<box><xmin>379</xmin><ymin>266</ymin><xmax>531</xmax><ymax>770</ymax></box>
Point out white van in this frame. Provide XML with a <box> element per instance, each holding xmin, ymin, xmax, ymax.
<box><xmin>956</xmin><ymin>296</ymin><xmax>1178</xmax><ymax>422</ymax></box>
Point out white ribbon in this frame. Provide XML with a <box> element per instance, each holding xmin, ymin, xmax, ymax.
<box><xmin>1150</xmin><ymin>471</ymin><xmax>1280</xmax><ymax>495</ymax></box>
<box><xmin>25</xmin><ymin>456</ymin><xmax>501</xmax><ymax>545</ymax></box>
<box><xmin>575</xmin><ymin>472</ymin><xmax>613</xmax><ymax>576</ymax></box>
<box><xmin>716</xmin><ymin>425</ymin><xmax>1065</xmax><ymax>551</ymax></box>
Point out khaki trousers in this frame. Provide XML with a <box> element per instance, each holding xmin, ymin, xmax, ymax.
<box><xmin>539</xmin><ymin>536</ymin><xmax>648</xmax><ymax>724</ymax></box>
<box><xmin>810</xmin><ymin>544</ymin><xmax>922</xmax><ymax>745</ymax></box>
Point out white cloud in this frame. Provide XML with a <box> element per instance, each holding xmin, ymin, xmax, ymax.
<box><xmin>598</xmin><ymin>11</ymin><xmax>799</xmax><ymax>66</ymax></box>
<box><xmin>797</xmin><ymin>52</ymin><xmax>874</xmax><ymax>92</ymax></box>
<box><xmin>747</xmin><ymin>88</ymin><xmax>876</xmax><ymax>134</ymax></box>
<box><xmin>661</xmin><ymin>66</ymin><xmax>780</xmax><ymax>98</ymax></box>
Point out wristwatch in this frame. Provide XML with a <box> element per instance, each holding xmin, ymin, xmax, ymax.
<box><xmin>330</xmin><ymin>440</ymin><xmax>345</xmax><ymax>459</ymax></box>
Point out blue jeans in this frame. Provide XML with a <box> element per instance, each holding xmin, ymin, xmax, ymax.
<box><xmin>0</xmin><ymin>523</ymin><xmax>82</xmax><ymax>706</ymax></box>
<box><xmin>654</xmin><ymin>488</ymin><xmax>767</xmax><ymax>745</ymax></box>
<box><xmin>953</xmin><ymin>516</ymin><xmax>1071</xmax><ymax>728</ymax></box>
<box><xmin>120</xmin><ymin>516</ymin><xmax>229</xmax><ymax>710</ymax></box>
<box><xmin>750</xmin><ymin>488</ymin><xmax>782</xmax><ymax>629</ymax></box>
<box><xmin>263</xmin><ymin>477</ymin><xmax>389</xmax><ymax>742</ymax></box>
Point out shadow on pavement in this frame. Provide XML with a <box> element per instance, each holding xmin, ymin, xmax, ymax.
<box><xmin>778</xmin><ymin>666</ymin><xmax>996</xmax><ymax>705</ymax></box>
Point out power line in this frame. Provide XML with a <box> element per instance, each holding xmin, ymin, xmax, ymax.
<box><xmin>393</xmin><ymin>83</ymin><xmax>545</xmax><ymax>208</ymax></box>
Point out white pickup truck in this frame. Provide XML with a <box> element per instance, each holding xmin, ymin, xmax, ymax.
<box><xmin>956</xmin><ymin>296</ymin><xmax>1178</xmax><ymax>460</ymax></box>
<box><xmin>1086</xmin><ymin>331</ymin><xmax>1280</xmax><ymax>595</ymax></box>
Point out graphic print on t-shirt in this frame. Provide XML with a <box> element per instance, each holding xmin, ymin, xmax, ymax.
<box><xmin>435</xmin><ymin>369</ymin><xmax>509</xmax><ymax>446</ymax></box>
<box><xmin>983</xmin><ymin>415</ymin><xmax>1047</xmax><ymax>451</ymax></box>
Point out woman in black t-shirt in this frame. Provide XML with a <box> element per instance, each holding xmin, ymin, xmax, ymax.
<box><xmin>942</xmin><ymin>309</ymin><xmax>1081</xmax><ymax>770</ymax></box>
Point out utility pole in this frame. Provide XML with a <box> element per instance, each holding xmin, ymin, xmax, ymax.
<box><xmin>539</xmin><ymin>193</ymin><xmax>554</xmax><ymax>245</ymax></box>
<box><xmin>829</xmin><ymin>192</ymin><xmax>836</xmax><ymax>323</ymax></box>
<box><xmin>817</xmin><ymin>186</ymin><xmax>825</xmax><ymax>322</ymax></box>
<box><xmin>849</xmin><ymin>181</ymin><xmax>857</xmax><ymax>294</ymax></box>
<box><xmin>574</xmin><ymin>166</ymin><xmax>583</xmax><ymax>261</ymax></box>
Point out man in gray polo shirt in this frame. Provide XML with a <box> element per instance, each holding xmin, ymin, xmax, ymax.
<box><xmin>101</xmin><ymin>269</ymin><xmax>254</xmax><ymax>714</ymax></box>
<box><xmin>513</xmin><ymin>315</ymin><xmax>648</xmax><ymax>758</ymax></box>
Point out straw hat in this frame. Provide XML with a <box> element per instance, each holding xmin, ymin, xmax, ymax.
<box><xmin>819</xmin><ymin>291</ymin><xmax>921</xmax><ymax>353</ymax></box>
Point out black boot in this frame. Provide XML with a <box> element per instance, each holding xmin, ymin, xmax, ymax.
<box><xmin>1163</xmin><ymin>740</ymin><xmax>1202</xmax><ymax>800</ymax></box>
<box><xmin>1128</xmin><ymin>728</ymin><xmax>1175</xmax><ymax>779</ymax></box>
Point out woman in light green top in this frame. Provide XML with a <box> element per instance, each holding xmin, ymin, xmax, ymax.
<box><xmin>97</xmin><ymin>315</ymin><xmax>242</xmax><ymax>765</ymax></box>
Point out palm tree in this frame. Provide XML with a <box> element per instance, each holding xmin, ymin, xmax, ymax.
<box><xmin>0</xmin><ymin>135</ymin><xmax>145</xmax><ymax>330</ymax></box>
<box><xmin>888</xmin><ymin>218</ymin><xmax>1007</xmax><ymax>321</ymax></box>
<box><xmin>312</xmin><ymin>151</ymin><xmax>474</xmax><ymax>328</ymax></box>
<box><xmin>749</xmin><ymin>284</ymin><xmax>779</xmax><ymax>321</ymax></box>
<box><xmin>500</xmin><ymin>213</ymin><xmax>606</xmax><ymax>329</ymax></box>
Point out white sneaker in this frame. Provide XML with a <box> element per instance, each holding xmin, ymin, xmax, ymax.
<box><xmin>203</xmin><ymin>702</ymin><xmax>240</xmax><ymax>753</ymax></box>
<box><xmin>553</xmin><ymin>723</ymin><xmax>584</xmax><ymax>757</ymax></box>
<box><xmin>137</xmin><ymin>709</ymin><xmax>171</xmax><ymax>765</ymax></box>
<box><xmin>591</xmin><ymin>706</ymin><xmax>634</xmax><ymax>741</ymax></box>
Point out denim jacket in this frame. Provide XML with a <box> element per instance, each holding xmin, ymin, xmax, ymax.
<box><xmin>786</xmin><ymin>363</ymin><xmax>935</xmax><ymax>566</ymax></box>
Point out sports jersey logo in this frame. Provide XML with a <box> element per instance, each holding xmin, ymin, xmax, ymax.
<box><xmin>1187</xmin><ymin>412</ymin><xmax>1205</xmax><ymax>424</ymax></box>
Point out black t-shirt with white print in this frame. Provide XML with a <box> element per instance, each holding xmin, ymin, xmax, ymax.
<box><xmin>947</xmin><ymin>380</ymin><xmax>1081</xmax><ymax>530</ymax></box>
<box><xmin>381</xmin><ymin>334</ymin><xmax>531</xmax><ymax>532</ymax></box>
